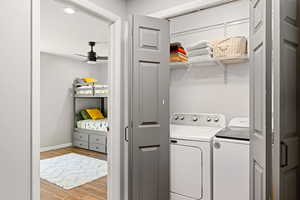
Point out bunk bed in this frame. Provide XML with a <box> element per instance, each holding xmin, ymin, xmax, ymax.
<box><xmin>73</xmin><ymin>81</ymin><xmax>109</xmax><ymax>153</ymax></box>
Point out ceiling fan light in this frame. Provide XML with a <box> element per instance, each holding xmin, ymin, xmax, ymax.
<box><xmin>87</xmin><ymin>61</ymin><xmax>98</xmax><ymax>65</ymax></box>
<box><xmin>64</xmin><ymin>7</ymin><xmax>76</xmax><ymax>14</ymax></box>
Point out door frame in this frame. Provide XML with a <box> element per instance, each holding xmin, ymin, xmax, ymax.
<box><xmin>31</xmin><ymin>0</ymin><xmax>123</xmax><ymax>200</ymax></box>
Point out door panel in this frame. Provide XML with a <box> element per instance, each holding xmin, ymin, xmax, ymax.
<box><xmin>273</xmin><ymin>0</ymin><xmax>299</xmax><ymax>199</ymax></box>
<box><xmin>170</xmin><ymin>144</ymin><xmax>203</xmax><ymax>199</ymax></box>
<box><xmin>138</xmin><ymin>146</ymin><xmax>160</xmax><ymax>200</ymax></box>
<box><xmin>249</xmin><ymin>0</ymin><xmax>272</xmax><ymax>199</ymax></box>
<box><xmin>139</xmin><ymin>61</ymin><xmax>159</xmax><ymax>125</ymax></box>
<box><xmin>129</xmin><ymin>15</ymin><xmax>170</xmax><ymax>200</ymax></box>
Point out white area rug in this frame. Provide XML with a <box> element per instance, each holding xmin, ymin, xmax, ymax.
<box><xmin>40</xmin><ymin>153</ymin><xmax>107</xmax><ymax>189</ymax></box>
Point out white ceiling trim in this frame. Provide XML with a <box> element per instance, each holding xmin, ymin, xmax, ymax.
<box><xmin>148</xmin><ymin>0</ymin><xmax>239</xmax><ymax>19</ymax></box>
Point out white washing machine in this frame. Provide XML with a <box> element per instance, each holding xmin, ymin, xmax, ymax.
<box><xmin>170</xmin><ymin>113</ymin><xmax>226</xmax><ymax>200</ymax></box>
<box><xmin>213</xmin><ymin>118</ymin><xmax>250</xmax><ymax>200</ymax></box>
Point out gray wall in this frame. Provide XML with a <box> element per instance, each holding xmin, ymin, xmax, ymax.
<box><xmin>0</xmin><ymin>1</ymin><xmax>31</xmax><ymax>199</ymax></box>
<box><xmin>169</xmin><ymin>0</ymin><xmax>249</xmax><ymax>121</ymax></box>
<box><xmin>40</xmin><ymin>52</ymin><xmax>107</xmax><ymax>148</ymax></box>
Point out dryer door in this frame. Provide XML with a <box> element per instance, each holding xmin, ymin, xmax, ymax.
<box><xmin>170</xmin><ymin>142</ymin><xmax>203</xmax><ymax>199</ymax></box>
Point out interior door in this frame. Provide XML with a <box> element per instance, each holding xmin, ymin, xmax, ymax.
<box><xmin>249</xmin><ymin>0</ymin><xmax>273</xmax><ymax>199</ymax></box>
<box><xmin>128</xmin><ymin>15</ymin><xmax>170</xmax><ymax>200</ymax></box>
<box><xmin>273</xmin><ymin>0</ymin><xmax>299</xmax><ymax>199</ymax></box>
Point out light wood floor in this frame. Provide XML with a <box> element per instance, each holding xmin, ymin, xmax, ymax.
<box><xmin>41</xmin><ymin>147</ymin><xmax>107</xmax><ymax>200</ymax></box>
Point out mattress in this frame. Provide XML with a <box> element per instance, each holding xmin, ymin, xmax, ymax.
<box><xmin>75</xmin><ymin>85</ymin><xmax>109</xmax><ymax>95</ymax></box>
<box><xmin>77</xmin><ymin>119</ymin><xmax>109</xmax><ymax>132</ymax></box>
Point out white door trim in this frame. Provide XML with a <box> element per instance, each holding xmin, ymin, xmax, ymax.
<box><xmin>31</xmin><ymin>0</ymin><xmax>123</xmax><ymax>200</ymax></box>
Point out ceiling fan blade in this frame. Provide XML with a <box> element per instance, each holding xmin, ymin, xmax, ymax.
<box><xmin>96</xmin><ymin>56</ymin><xmax>109</xmax><ymax>60</ymax></box>
<box><xmin>74</xmin><ymin>54</ymin><xmax>88</xmax><ymax>58</ymax></box>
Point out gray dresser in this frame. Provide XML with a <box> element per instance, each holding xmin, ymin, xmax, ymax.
<box><xmin>73</xmin><ymin>129</ymin><xmax>107</xmax><ymax>153</ymax></box>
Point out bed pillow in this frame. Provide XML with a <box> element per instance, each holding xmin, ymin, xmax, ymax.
<box><xmin>82</xmin><ymin>77</ymin><xmax>97</xmax><ymax>83</ymax></box>
<box><xmin>80</xmin><ymin>110</ymin><xmax>91</xmax><ymax>120</ymax></box>
<box><xmin>85</xmin><ymin>108</ymin><xmax>105</xmax><ymax>120</ymax></box>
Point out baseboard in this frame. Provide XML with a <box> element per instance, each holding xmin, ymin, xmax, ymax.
<box><xmin>40</xmin><ymin>143</ymin><xmax>73</xmax><ymax>152</ymax></box>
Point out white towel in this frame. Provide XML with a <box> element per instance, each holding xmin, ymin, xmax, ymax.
<box><xmin>186</xmin><ymin>40</ymin><xmax>213</xmax><ymax>51</ymax></box>
<box><xmin>188</xmin><ymin>47</ymin><xmax>213</xmax><ymax>57</ymax></box>
<box><xmin>189</xmin><ymin>54</ymin><xmax>213</xmax><ymax>63</ymax></box>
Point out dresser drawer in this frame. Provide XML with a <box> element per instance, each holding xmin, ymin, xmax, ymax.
<box><xmin>73</xmin><ymin>140</ymin><xmax>89</xmax><ymax>149</ymax></box>
<box><xmin>74</xmin><ymin>132</ymin><xmax>89</xmax><ymax>142</ymax></box>
<box><xmin>89</xmin><ymin>143</ymin><xmax>106</xmax><ymax>153</ymax></box>
<box><xmin>90</xmin><ymin>135</ymin><xmax>106</xmax><ymax>145</ymax></box>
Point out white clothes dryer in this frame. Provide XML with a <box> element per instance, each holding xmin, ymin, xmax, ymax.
<box><xmin>170</xmin><ymin>113</ymin><xmax>226</xmax><ymax>200</ymax></box>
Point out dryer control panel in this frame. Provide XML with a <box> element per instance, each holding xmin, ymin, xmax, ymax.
<box><xmin>171</xmin><ymin>113</ymin><xmax>226</xmax><ymax>128</ymax></box>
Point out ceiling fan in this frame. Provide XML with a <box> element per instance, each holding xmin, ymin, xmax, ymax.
<box><xmin>74</xmin><ymin>41</ymin><xmax>109</xmax><ymax>64</ymax></box>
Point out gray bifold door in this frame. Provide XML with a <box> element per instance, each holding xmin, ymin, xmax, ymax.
<box><xmin>128</xmin><ymin>15</ymin><xmax>170</xmax><ymax>200</ymax></box>
<box><xmin>273</xmin><ymin>0</ymin><xmax>299</xmax><ymax>199</ymax></box>
<box><xmin>249</xmin><ymin>0</ymin><xmax>273</xmax><ymax>199</ymax></box>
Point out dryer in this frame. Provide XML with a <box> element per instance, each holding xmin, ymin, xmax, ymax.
<box><xmin>170</xmin><ymin>113</ymin><xmax>226</xmax><ymax>200</ymax></box>
<box><xmin>213</xmin><ymin>118</ymin><xmax>250</xmax><ymax>200</ymax></box>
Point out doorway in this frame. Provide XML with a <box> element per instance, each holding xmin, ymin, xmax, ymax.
<box><xmin>31</xmin><ymin>0</ymin><xmax>123</xmax><ymax>200</ymax></box>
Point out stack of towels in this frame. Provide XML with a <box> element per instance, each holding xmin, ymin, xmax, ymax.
<box><xmin>186</xmin><ymin>40</ymin><xmax>213</xmax><ymax>63</ymax></box>
<box><xmin>170</xmin><ymin>42</ymin><xmax>188</xmax><ymax>62</ymax></box>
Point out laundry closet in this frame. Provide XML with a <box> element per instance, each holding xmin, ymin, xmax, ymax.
<box><xmin>168</xmin><ymin>1</ymin><xmax>250</xmax><ymax>200</ymax></box>
<box><xmin>128</xmin><ymin>0</ymin><xmax>298</xmax><ymax>199</ymax></box>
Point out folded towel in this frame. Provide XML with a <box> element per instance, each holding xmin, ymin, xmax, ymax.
<box><xmin>189</xmin><ymin>54</ymin><xmax>212</xmax><ymax>63</ymax></box>
<box><xmin>188</xmin><ymin>47</ymin><xmax>213</xmax><ymax>57</ymax></box>
<box><xmin>175</xmin><ymin>47</ymin><xmax>187</xmax><ymax>55</ymax></box>
<box><xmin>186</xmin><ymin>40</ymin><xmax>213</xmax><ymax>51</ymax></box>
<box><xmin>170</xmin><ymin>54</ymin><xmax>188</xmax><ymax>62</ymax></box>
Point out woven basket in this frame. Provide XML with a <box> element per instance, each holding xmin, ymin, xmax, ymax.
<box><xmin>213</xmin><ymin>36</ymin><xmax>248</xmax><ymax>58</ymax></box>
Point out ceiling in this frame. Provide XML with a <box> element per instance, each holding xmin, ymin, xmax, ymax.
<box><xmin>41</xmin><ymin>0</ymin><xmax>110</xmax><ymax>59</ymax></box>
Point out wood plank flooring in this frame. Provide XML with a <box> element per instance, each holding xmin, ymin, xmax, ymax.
<box><xmin>41</xmin><ymin>147</ymin><xmax>107</xmax><ymax>200</ymax></box>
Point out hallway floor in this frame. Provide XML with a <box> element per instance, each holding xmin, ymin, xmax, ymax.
<box><xmin>40</xmin><ymin>147</ymin><xmax>107</xmax><ymax>200</ymax></box>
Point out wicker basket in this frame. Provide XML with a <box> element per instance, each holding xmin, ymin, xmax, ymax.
<box><xmin>213</xmin><ymin>36</ymin><xmax>248</xmax><ymax>58</ymax></box>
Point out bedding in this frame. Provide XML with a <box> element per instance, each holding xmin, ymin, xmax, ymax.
<box><xmin>85</xmin><ymin>108</ymin><xmax>105</xmax><ymax>120</ymax></box>
<box><xmin>77</xmin><ymin>119</ymin><xmax>108</xmax><ymax>132</ymax></box>
<box><xmin>80</xmin><ymin>110</ymin><xmax>91</xmax><ymax>120</ymax></box>
<box><xmin>75</xmin><ymin>84</ymin><xmax>109</xmax><ymax>96</ymax></box>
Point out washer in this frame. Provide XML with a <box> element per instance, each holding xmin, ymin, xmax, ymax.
<box><xmin>170</xmin><ymin>113</ymin><xmax>226</xmax><ymax>200</ymax></box>
<box><xmin>213</xmin><ymin>120</ymin><xmax>250</xmax><ymax>200</ymax></box>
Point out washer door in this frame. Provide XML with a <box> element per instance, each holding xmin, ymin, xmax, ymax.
<box><xmin>170</xmin><ymin>142</ymin><xmax>203</xmax><ymax>199</ymax></box>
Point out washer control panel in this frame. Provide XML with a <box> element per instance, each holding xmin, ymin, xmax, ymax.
<box><xmin>171</xmin><ymin>113</ymin><xmax>226</xmax><ymax>128</ymax></box>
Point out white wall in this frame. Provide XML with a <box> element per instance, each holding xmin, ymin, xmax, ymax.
<box><xmin>90</xmin><ymin>0</ymin><xmax>127</xmax><ymax>18</ymax></box>
<box><xmin>126</xmin><ymin>0</ymin><xmax>250</xmax><ymax>120</ymax></box>
<box><xmin>41</xmin><ymin>0</ymin><xmax>110</xmax><ymax>58</ymax></box>
<box><xmin>169</xmin><ymin>0</ymin><xmax>249</xmax><ymax>120</ymax></box>
<box><xmin>127</xmin><ymin>0</ymin><xmax>197</xmax><ymax>15</ymax></box>
<box><xmin>40</xmin><ymin>52</ymin><xmax>108</xmax><ymax>148</ymax></box>
<box><xmin>0</xmin><ymin>1</ymin><xmax>31</xmax><ymax>199</ymax></box>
